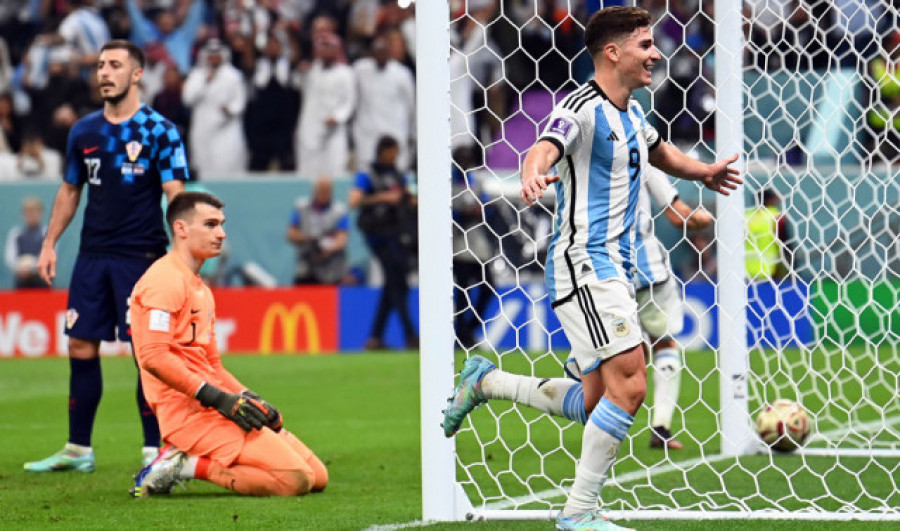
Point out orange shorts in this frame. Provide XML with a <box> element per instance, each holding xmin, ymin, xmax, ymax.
<box><xmin>164</xmin><ymin>408</ymin><xmax>327</xmax><ymax>489</ymax></box>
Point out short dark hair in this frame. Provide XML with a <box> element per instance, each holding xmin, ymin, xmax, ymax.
<box><xmin>584</xmin><ymin>7</ymin><xmax>652</xmax><ymax>59</ymax></box>
<box><xmin>375</xmin><ymin>135</ymin><xmax>399</xmax><ymax>157</ymax></box>
<box><xmin>100</xmin><ymin>39</ymin><xmax>145</xmax><ymax>68</ymax></box>
<box><xmin>166</xmin><ymin>191</ymin><xmax>224</xmax><ymax>230</ymax></box>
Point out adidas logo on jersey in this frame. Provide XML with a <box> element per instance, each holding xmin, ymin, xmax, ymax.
<box><xmin>607</xmin><ymin>131</ymin><xmax>619</xmax><ymax>142</ymax></box>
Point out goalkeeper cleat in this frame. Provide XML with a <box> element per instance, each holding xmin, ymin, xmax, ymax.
<box><xmin>649</xmin><ymin>425</ymin><xmax>684</xmax><ymax>450</ymax></box>
<box><xmin>442</xmin><ymin>355</ymin><xmax>495</xmax><ymax>437</ymax></box>
<box><xmin>131</xmin><ymin>444</ymin><xmax>187</xmax><ymax>498</ymax></box>
<box><xmin>555</xmin><ymin>510</ymin><xmax>634</xmax><ymax>530</ymax></box>
<box><xmin>24</xmin><ymin>447</ymin><xmax>95</xmax><ymax>473</ymax></box>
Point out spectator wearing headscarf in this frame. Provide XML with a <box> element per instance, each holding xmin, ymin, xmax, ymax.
<box><xmin>295</xmin><ymin>31</ymin><xmax>356</xmax><ymax>178</ymax></box>
<box><xmin>182</xmin><ymin>39</ymin><xmax>248</xmax><ymax>178</ymax></box>
<box><xmin>352</xmin><ymin>32</ymin><xmax>415</xmax><ymax>172</ymax></box>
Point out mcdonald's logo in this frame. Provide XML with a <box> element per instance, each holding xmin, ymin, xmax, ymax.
<box><xmin>259</xmin><ymin>303</ymin><xmax>320</xmax><ymax>353</ymax></box>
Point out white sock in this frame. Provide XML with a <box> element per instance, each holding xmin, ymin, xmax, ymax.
<box><xmin>481</xmin><ymin>370</ymin><xmax>580</xmax><ymax>419</ymax></box>
<box><xmin>64</xmin><ymin>442</ymin><xmax>92</xmax><ymax>456</ymax></box>
<box><xmin>179</xmin><ymin>456</ymin><xmax>200</xmax><ymax>479</ymax></box>
<box><xmin>562</xmin><ymin>398</ymin><xmax>633</xmax><ymax>517</ymax></box>
<box><xmin>651</xmin><ymin>347</ymin><xmax>682</xmax><ymax>430</ymax></box>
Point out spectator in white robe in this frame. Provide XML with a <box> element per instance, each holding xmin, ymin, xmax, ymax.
<box><xmin>295</xmin><ymin>32</ymin><xmax>356</xmax><ymax>179</ymax></box>
<box><xmin>182</xmin><ymin>39</ymin><xmax>248</xmax><ymax>178</ymax></box>
<box><xmin>352</xmin><ymin>33</ymin><xmax>415</xmax><ymax>172</ymax></box>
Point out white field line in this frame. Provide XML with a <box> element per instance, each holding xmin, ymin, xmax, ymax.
<box><xmin>483</xmin><ymin>414</ymin><xmax>900</xmax><ymax>510</ymax></box>
<box><xmin>364</xmin><ymin>415</ymin><xmax>900</xmax><ymax>529</ymax></box>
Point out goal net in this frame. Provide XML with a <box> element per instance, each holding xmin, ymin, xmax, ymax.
<box><xmin>418</xmin><ymin>0</ymin><xmax>900</xmax><ymax>522</ymax></box>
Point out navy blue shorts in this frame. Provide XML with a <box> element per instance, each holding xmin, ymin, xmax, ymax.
<box><xmin>66</xmin><ymin>254</ymin><xmax>156</xmax><ymax>342</ymax></box>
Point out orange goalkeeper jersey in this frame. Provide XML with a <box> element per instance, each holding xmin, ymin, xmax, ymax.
<box><xmin>131</xmin><ymin>251</ymin><xmax>245</xmax><ymax>450</ymax></box>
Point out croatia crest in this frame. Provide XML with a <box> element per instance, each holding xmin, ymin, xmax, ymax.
<box><xmin>126</xmin><ymin>141</ymin><xmax>142</xmax><ymax>162</ymax></box>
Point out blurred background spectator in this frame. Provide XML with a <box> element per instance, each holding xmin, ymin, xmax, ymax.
<box><xmin>126</xmin><ymin>0</ymin><xmax>206</xmax><ymax>74</ymax></box>
<box><xmin>247</xmin><ymin>32</ymin><xmax>299</xmax><ymax>172</ymax></box>
<box><xmin>4</xmin><ymin>196</ymin><xmax>47</xmax><ymax>289</ymax></box>
<box><xmin>295</xmin><ymin>31</ymin><xmax>356</xmax><ymax>179</ymax></box>
<box><xmin>352</xmin><ymin>31</ymin><xmax>415</xmax><ymax>172</ymax></box>
<box><xmin>182</xmin><ymin>38</ymin><xmax>248</xmax><ymax>179</ymax></box>
<box><xmin>349</xmin><ymin>135</ymin><xmax>417</xmax><ymax>350</ymax></box>
<box><xmin>451</xmin><ymin>147</ymin><xmax>496</xmax><ymax>349</ymax></box>
<box><xmin>866</xmin><ymin>30</ymin><xmax>900</xmax><ymax>165</ymax></box>
<box><xmin>287</xmin><ymin>177</ymin><xmax>350</xmax><ymax>284</ymax></box>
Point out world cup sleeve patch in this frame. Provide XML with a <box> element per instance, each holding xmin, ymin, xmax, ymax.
<box><xmin>149</xmin><ymin>309</ymin><xmax>171</xmax><ymax>332</ymax></box>
<box><xmin>548</xmin><ymin>117</ymin><xmax>574</xmax><ymax>138</ymax></box>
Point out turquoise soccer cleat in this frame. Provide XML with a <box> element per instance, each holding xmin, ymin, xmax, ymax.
<box><xmin>24</xmin><ymin>448</ymin><xmax>95</xmax><ymax>473</ymax></box>
<box><xmin>131</xmin><ymin>445</ymin><xmax>187</xmax><ymax>498</ymax></box>
<box><xmin>442</xmin><ymin>355</ymin><xmax>495</xmax><ymax>437</ymax></box>
<box><xmin>555</xmin><ymin>510</ymin><xmax>634</xmax><ymax>530</ymax></box>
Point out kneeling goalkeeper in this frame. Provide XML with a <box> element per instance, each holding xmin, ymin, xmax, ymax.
<box><xmin>129</xmin><ymin>191</ymin><xmax>328</xmax><ymax>497</ymax></box>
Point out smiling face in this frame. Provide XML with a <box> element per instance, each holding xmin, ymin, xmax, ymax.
<box><xmin>96</xmin><ymin>48</ymin><xmax>142</xmax><ymax>104</ymax></box>
<box><xmin>612</xmin><ymin>26</ymin><xmax>660</xmax><ymax>89</ymax></box>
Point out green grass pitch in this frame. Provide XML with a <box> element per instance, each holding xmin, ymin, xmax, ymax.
<box><xmin>0</xmin><ymin>351</ymin><xmax>895</xmax><ymax>529</ymax></box>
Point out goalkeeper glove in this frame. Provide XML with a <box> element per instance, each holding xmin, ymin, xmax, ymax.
<box><xmin>241</xmin><ymin>390</ymin><xmax>283</xmax><ymax>432</ymax></box>
<box><xmin>195</xmin><ymin>383</ymin><xmax>268</xmax><ymax>431</ymax></box>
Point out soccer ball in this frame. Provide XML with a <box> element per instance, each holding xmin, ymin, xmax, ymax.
<box><xmin>756</xmin><ymin>399</ymin><xmax>811</xmax><ymax>452</ymax></box>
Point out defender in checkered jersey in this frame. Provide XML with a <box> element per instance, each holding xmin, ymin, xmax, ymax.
<box><xmin>444</xmin><ymin>7</ymin><xmax>741</xmax><ymax>529</ymax></box>
<box><xmin>25</xmin><ymin>40</ymin><xmax>187</xmax><ymax>474</ymax></box>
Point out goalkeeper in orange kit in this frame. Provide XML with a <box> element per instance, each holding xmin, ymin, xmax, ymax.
<box><xmin>129</xmin><ymin>191</ymin><xmax>328</xmax><ymax>497</ymax></box>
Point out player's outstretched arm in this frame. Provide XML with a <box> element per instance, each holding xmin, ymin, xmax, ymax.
<box><xmin>521</xmin><ymin>140</ymin><xmax>561</xmax><ymax>206</ymax></box>
<box><xmin>649</xmin><ymin>142</ymin><xmax>742</xmax><ymax>196</ymax></box>
<box><xmin>37</xmin><ymin>182</ymin><xmax>82</xmax><ymax>286</ymax></box>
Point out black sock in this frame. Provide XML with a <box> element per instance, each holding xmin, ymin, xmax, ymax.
<box><xmin>68</xmin><ymin>357</ymin><xmax>102</xmax><ymax>447</ymax></box>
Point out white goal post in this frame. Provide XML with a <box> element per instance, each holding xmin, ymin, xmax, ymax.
<box><xmin>418</xmin><ymin>0</ymin><xmax>900</xmax><ymax>523</ymax></box>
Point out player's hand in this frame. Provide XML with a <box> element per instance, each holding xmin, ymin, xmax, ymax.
<box><xmin>196</xmin><ymin>383</ymin><xmax>268</xmax><ymax>431</ymax></box>
<box><xmin>520</xmin><ymin>173</ymin><xmax>559</xmax><ymax>206</ymax></box>
<box><xmin>241</xmin><ymin>390</ymin><xmax>283</xmax><ymax>432</ymax></box>
<box><xmin>702</xmin><ymin>153</ymin><xmax>742</xmax><ymax>196</ymax></box>
<box><xmin>36</xmin><ymin>245</ymin><xmax>57</xmax><ymax>286</ymax></box>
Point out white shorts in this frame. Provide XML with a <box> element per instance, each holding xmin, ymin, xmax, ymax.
<box><xmin>635</xmin><ymin>276</ymin><xmax>684</xmax><ymax>339</ymax></box>
<box><xmin>553</xmin><ymin>278</ymin><xmax>643</xmax><ymax>375</ymax></box>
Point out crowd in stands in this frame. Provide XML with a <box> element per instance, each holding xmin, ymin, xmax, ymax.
<box><xmin>1</xmin><ymin>0</ymin><xmax>898</xmax><ymax>181</ymax></box>
<box><xmin>0</xmin><ymin>0</ymin><xmax>417</xmax><ymax>181</ymax></box>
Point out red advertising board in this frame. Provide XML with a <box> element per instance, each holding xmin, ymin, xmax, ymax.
<box><xmin>0</xmin><ymin>287</ymin><xmax>338</xmax><ymax>358</ymax></box>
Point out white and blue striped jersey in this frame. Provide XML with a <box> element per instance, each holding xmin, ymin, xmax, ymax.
<box><xmin>58</xmin><ymin>7</ymin><xmax>110</xmax><ymax>57</ymax></box>
<box><xmin>538</xmin><ymin>81</ymin><xmax>661</xmax><ymax>305</ymax></box>
<box><xmin>633</xmin><ymin>167</ymin><xmax>679</xmax><ymax>290</ymax></box>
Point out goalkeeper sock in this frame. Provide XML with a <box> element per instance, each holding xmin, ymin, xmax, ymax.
<box><xmin>179</xmin><ymin>455</ymin><xmax>211</xmax><ymax>480</ymax></box>
<box><xmin>481</xmin><ymin>370</ymin><xmax>583</xmax><ymax>422</ymax></box>
<box><xmin>562</xmin><ymin>397</ymin><xmax>633</xmax><ymax>517</ymax></box>
<box><xmin>68</xmin><ymin>357</ymin><xmax>102</xmax><ymax>447</ymax></box>
<box><xmin>651</xmin><ymin>347</ymin><xmax>682</xmax><ymax>430</ymax></box>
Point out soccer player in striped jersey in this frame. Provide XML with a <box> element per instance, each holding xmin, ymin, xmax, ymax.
<box><xmin>634</xmin><ymin>168</ymin><xmax>712</xmax><ymax>450</ymax></box>
<box><xmin>443</xmin><ymin>7</ymin><xmax>741</xmax><ymax>529</ymax></box>
<box><xmin>25</xmin><ymin>40</ymin><xmax>187</xmax><ymax>473</ymax></box>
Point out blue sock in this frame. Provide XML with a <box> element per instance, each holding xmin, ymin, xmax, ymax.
<box><xmin>562</xmin><ymin>383</ymin><xmax>588</xmax><ymax>425</ymax></box>
<box><xmin>68</xmin><ymin>357</ymin><xmax>102</xmax><ymax>447</ymax></box>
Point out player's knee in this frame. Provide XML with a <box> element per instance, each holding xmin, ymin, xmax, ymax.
<box><xmin>310</xmin><ymin>460</ymin><xmax>329</xmax><ymax>492</ymax></box>
<box><xmin>271</xmin><ymin>469</ymin><xmax>314</xmax><ymax>496</ymax></box>
<box><xmin>68</xmin><ymin>338</ymin><xmax>100</xmax><ymax>359</ymax></box>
